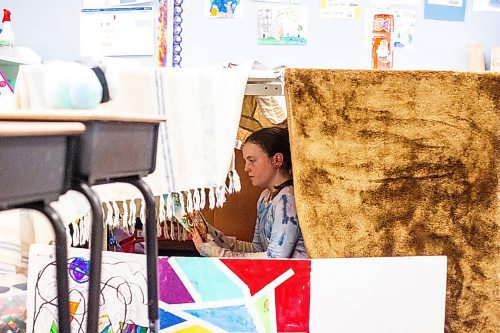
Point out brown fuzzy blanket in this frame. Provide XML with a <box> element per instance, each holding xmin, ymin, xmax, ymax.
<box><xmin>285</xmin><ymin>69</ymin><xmax>499</xmax><ymax>333</ymax></box>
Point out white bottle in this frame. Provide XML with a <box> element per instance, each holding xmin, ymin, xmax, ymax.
<box><xmin>0</xmin><ymin>9</ymin><xmax>15</xmax><ymax>48</ymax></box>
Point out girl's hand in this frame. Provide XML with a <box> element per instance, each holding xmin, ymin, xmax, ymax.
<box><xmin>191</xmin><ymin>228</ymin><xmax>205</xmax><ymax>253</ymax></box>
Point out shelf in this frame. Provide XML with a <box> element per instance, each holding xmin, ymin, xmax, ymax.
<box><xmin>245</xmin><ymin>69</ymin><xmax>284</xmax><ymax>96</ymax></box>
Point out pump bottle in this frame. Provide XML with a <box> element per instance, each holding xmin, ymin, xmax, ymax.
<box><xmin>0</xmin><ymin>9</ymin><xmax>15</xmax><ymax>48</ymax></box>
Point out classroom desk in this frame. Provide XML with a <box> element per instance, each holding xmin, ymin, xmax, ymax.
<box><xmin>0</xmin><ymin>111</ymin><xmax>166</xmax><ymax>333</ymax></box>
<box><xmin>0</xmin><ymin>121</ymin><xmax>85</xmax><ymax>333</ymax></box>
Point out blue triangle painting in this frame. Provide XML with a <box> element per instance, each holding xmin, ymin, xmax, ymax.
<box><xmin>185</xmin><ymin>304</ymin><xmax>256</xmax><ymax>332</ymax></box>
<box><xmin>159</xmin><ymin>308</ymin><xmax>186</xmax><ymax>329</ymax></box>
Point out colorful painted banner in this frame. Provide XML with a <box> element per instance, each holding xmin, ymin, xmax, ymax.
<box><xmin>27</xmin><ymin>245</ymin><xmax>446</xmax><ymax>332</ymax></box>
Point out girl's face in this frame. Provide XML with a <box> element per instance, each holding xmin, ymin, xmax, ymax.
<box><xmin>242</xmin><ymin>142</ymin><xmax>277</xmax><ymax>190</ymax></box>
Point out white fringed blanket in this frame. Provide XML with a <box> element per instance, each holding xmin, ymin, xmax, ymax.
<box><xmin>154</xmin><ymin>63</ymin><xmax>251</xmax><ymax>215</ymax></box>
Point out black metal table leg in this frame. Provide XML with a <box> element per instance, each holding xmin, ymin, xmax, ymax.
<box><xmin>123</xmin><ymin>178</ymin><xmax>159</xmax><ymax>333</ymax></box>
<box><xmin>29</xmin><ymin>203</ymin><xmax>71</xmax><ymax>333</ymax></box>
<box><xmin>73</xmin><ymin>183</ymin><xmax>104</xmax><ymax>333</ymax></box>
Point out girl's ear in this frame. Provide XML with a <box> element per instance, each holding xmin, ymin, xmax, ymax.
<box><xmin>273</xmin><ymin>153</ymin><xmax>284</xmax><ymax>168</ymax></box>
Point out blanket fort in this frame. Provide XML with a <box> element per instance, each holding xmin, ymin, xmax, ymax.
<box><xmin>285</xmin><ymin>68</ymin><xmax>500</xmax><ymax>333</ymax></box>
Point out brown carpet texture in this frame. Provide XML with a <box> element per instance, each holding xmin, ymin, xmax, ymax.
<box><xmin>285</xmin><ymin>69</ymin><xmax>499</xmax><ymax>333</ymax></box>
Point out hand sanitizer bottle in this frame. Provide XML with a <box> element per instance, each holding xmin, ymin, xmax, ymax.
<box><xmin>0</xmin><ymin>9</ymin><xmax>15</xmax><ymax>48</ymax></box>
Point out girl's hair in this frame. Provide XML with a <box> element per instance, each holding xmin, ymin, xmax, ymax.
<box><xmin>244</xmin><ymin>127</ymin><xmax>292</xmax><ymax>175</ymax></box>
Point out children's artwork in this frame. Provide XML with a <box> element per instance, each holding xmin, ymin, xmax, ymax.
<box><xmin>257</xmin><ymin>6</ymin><xmax>308</xmax><ymax>45</ymax></box>
<box><xmin>392</xmin><ymin>10</ymin><xmax>416</xmax><ymax>48</ymax></box>
<box><xmin>363</xmin><ymin>8</ymin><xmax>416</xmax><ymax>49</ymax></box>
<box><xmin>253</xmin><ymin>0</ymin><xmax>302</xmax><ymax>3</ymax></box>
<box><xmin>424</xmin><ymin>0</ymin><xmax>466</xmax><ymax>21</ymax></box>
<box><xmin>206</xmin><ymin>0</ymin><xmax>243</xmax><ymax>18</ymax></box>
<box><xmin>473</xmin><ymin>0</ymin><xmax>500</xmax><ymax>11</ymax></box>
<box><xmin>158</xmin><ymin>257</ymin><xmax>311</xmax><ymax>332</ymax></box>
<box><xmin>368</xmin><ymin>0</ymin><xmax>420</xmax><ymax>5</ymax></box>
<box><xmin>320</xmin><ymin>0</ymin><xmax>361</xmax><ymax>19</ymax></box>
<box><xmin>26</xmin><ymin>245</ymin><xmax>149</xmax><ymax>333</ymax></box>
<box><xmin>27</xmin><ymin>244</ymin><xmax>446</xmax><ymax>332</ymax></box>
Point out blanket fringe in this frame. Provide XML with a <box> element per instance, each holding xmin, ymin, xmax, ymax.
<box><xmin>179</xmin><ymin>191</ymin><xmax>186</xmax><ymax>216</ymax></box>
<box><xmin>129</xmin><ymin>199</ymin><xmax>136</xmax><ymax>232</ymax></box>
<box><xmin>112</xmin><ymin>201</ymin><xmax>120</xmax><ymax>228</ymax></box>
<box><xmin>193</xmin><ymin>189</ymin><xmax>200</xmax><ymax>211</ymax></box>
<box><xmin>186</xmin><ymin>190</ymin><xmax>194</xmax><ymax>214</ymax></box>
<box><xmin>200</xmin><ymin>188</ymin><xmax>206</xmax><ymax>209</ymax></box>
<box><xmin>208</xmin><ymin>187</ymin><xmax>215</xmax><ymax>209</ymax></box>
<box><xmin>216</xmin><ymin>185</ymin><xmax>227</xmax><ymax>208</ymax></box>
<box><xmin>166</xmin><ymin>194</ymin><xmax>173</xmax><ymax>219</ymax></box>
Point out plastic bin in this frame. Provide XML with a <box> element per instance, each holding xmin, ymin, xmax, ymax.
<box><xmin>75</xmin><ymin>121</ymin><xmax>159</xmax><ymax>184</ymax></box>
<box><xmin>0</xmin><ymin>135</ymin><xmax>74</xmax><ymax>209</ymax></box>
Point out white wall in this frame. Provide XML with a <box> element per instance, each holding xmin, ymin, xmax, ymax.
<box><xmin>5</xmin><ymin>0</ymin><xmax>500</xmax><ymax>70</ymax></box>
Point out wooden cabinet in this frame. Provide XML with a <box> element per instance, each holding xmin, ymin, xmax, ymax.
<box><xmin>204</xmin><ymin>149</ymin><xmax>261</xmax><ymax>242</ymax></box>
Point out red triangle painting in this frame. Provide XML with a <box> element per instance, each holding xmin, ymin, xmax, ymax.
<box><xmin>221</xmin><ymin>259</ymin><xmax>311</xmax><ymax>332</ymax></box>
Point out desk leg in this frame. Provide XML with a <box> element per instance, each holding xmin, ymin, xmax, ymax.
<box><xmin>31</xmin><ymin>204</ymin><xmax>71</xmax><ymax>333</ymax></box>
<box><xmin>124</xmin><ymin>178</ymin><xmax>159</xmax><ymax>333</ymax></box>
<box><xmin>74</xmin><ymin>183</ymin><xmax>103</xmax><ymax>333</ymax></box>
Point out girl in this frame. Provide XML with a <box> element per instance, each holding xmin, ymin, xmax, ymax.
<box><xmin>192</xmin><ymin>127</ymin><xmax>307</xmax><ymax>258</ymax></box>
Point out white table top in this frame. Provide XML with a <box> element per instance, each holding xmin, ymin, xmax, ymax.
<box><xmin>0</xmin><ymin>121</ymin><xmax>85</xmax><ymax>137</ymax></box>
<box><xmin>0</xmin><ymin>109</ymin><xmax>166</xmax><ymax>123</ymax></box>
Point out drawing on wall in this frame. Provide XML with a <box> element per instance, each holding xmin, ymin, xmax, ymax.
<box><xmin>26</xmin><ymin>245</ymin><xmax>149</xmax><ymax>333</ymax></box>
<box><xmin>253</xmin><ymin>0</ymin><xmax>302</xmax><ymax>3</ymax></box>
<box><xmin>158</xmin><ymin>257</ymin><xmax>311</xmax><ymax>332</ymax></box>
<box><xmin>368</xmin><ymin>0</ymin><xmax>420</xmax><ymax>5</ymax></box>
<box><xmin>473</xmin><ymin>0</ymin><xmax>500</xmax><ymax>11</ymax></box>
<box><xmin>363</xmin><ymin>8</ymin><xmax>416</xmax><ymax>49</ymax></box>
<box><xmin>257</xmin><ymin>6</ymin><xmax>308</xmax><ymax>45</ymax></box>
<box><xmin>206</xmin><ymin>0</ymin><xmax>243</xmax><ymax>18</ymax></box>
<box><xmin>424</xmin><ymin>0</ymin><xmax>466</xmax><ymax>21</ymax></box>
<box><xmin>320</xmin><ymin>0</ymin><xmax>361</xmax><ymax>19</ymax></box>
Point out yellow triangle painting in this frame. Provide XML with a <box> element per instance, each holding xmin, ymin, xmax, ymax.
<box><xmin>175</xmin><ymin>325</ymin><xmax>213</xmax><ymax>333</ymax></box>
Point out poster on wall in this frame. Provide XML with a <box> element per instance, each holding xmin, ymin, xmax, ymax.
<box><xmin>368</xmin><ymin>0</ymin><xmax>420</xmax><ymax>5</ymax></box>
<box><xmin>473</xmin><ymin>0</ymin><xmax>500</xmax><ymax>11</ymax></box>
<box><xmin>320</xmin><ymin>0</ymin><xmax>362</xmax><ymax>19</ymax></box>
<box><xmin>205</xmin><ymin>0</ymin><xmax>243</xmax><ymax>18</ymax></box>
<box><xmin>363</xmin><ymin>8</ymin><xmax>417</xmax><ymax>49</ymax></box>
<box><xmin>80</xmin><ymin>6</ymin><xmax>154</xmax><ymax>56</ymax></box>
<box><xmin>423</xmin><ymin>0</ymin><xmax>466</xmax><ymax>21</ymax></box>
<box><xmin>82</xmin><ymin>0</ymin><xmax>153</xmax><ymax>6</ymax></box>
<box><xmin>253</xmin><ymin>0</ymin><xmax>302</xmax><ymax>3</ymax></box>
<box><xmin>257</xmin><ymin>6</ymin><xmax>308</xmax><ymax>45</ymax></box>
